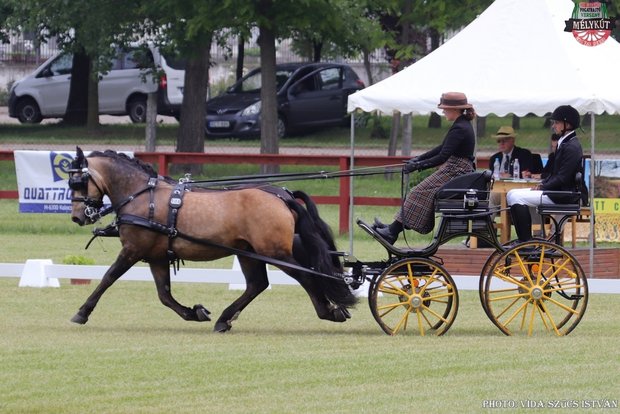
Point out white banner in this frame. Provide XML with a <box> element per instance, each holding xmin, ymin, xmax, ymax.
<box><xmin>14</xmin><ymin>150</ymin><xmax>132</xmax><ymax>213</ymax></box>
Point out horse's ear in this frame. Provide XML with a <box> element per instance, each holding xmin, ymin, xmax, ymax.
<box><xmin>74</xmin><ymin>147</ymin><xmax>87</xmax><ymax>168</ymax></box>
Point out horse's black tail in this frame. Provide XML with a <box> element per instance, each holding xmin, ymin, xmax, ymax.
<box><xmin>285</xmin><ymin>193</ymin><xmax>357</xmax><ymax>309</ymax></box>
<box><xmin>291</xmin><ymin>190</ymin><xmax>341</xmax><ymax>269</ymax></box>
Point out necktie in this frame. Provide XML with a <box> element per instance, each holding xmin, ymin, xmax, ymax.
<box><xmin>503</xmin><ymin>154</ymin><xmax>510</xmax><ymax>173</ymax></box>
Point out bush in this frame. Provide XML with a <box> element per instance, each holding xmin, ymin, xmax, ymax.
<box><xmin>62</xmin><ymin>255</ymin><xmax>96</xmax><ymax>265</ymax></box>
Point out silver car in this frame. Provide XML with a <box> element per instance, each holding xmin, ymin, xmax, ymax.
<box><xmin>8</xmin><ymin>46</ymin><xmax>183</xmax><ymax>123</ymax></box>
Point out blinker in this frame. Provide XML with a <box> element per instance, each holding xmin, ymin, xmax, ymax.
<box><xmin>68</xmin><ymin>170</ymin><xmax>90</xmax><ymax>191</ymax></box>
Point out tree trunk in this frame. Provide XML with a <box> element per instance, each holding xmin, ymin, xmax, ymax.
<box><xmin>388</xmin><ymin>112</ymin><xmax>400</xmax><ymax>156</ymax></box>
<box><xmin>258</xmin><ymin>22</ymin><xmax>279</xmax><ymax>175</ymax></box>
<box><xmin>512</xmin><ymin>114</ymin><xmax>520</xmax><ymax>130</ymax></box>
<box><xmin>236</xmin><ymin>35</ymin><xmax>245</xmax><ymax>81</ymax></box>
<box><xmin>86</xmin><ymin>69</ymin><xmax>99</xmax><ymax>132</ymax></box>
<box><xmin>362</xmin><ymin>49</ymin><xmax>374</xmax><ymax>86</ymax></box>
<box><xmin>64</xmin><ymin>49</ymin><xmax>89</xmax><ymax>126</ymax></box>
<box><xmin>476</xmin><ymin>116</ymin><xmax>487</xmax><ymax>138</ymax></box>
<box><xmin>401</xmin><ymin>113</ymin><xmax>412</xmax><ymax>157</ymax></box>
<box><xmin>175</xmin><ymin>39</ymin><xmax>211</xmax><ymax>175</ymax></box>
<box><xmin>428</xmin><ymin>112</ymin><xmax>441</xmax><ymax>128</ymax></box>
<box><xmin>145</xmin><ymin>92</ymin><xmax>157</xmax><ymax>152</ymax></box>
<box><xmin>312</xmin><ymin>40</ymin><xmax>322</xmax><ymax>62</ymax></box>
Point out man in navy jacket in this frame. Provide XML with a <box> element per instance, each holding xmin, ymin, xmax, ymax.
<box><xmin>506</xmin><ymin>105</ymin><xmax>587</xmax><ymax>243</ymax></box>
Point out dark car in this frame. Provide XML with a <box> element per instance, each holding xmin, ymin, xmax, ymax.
<box><xmin>205</xmin><ymin>62</ymin><xmax>365</xmax><ymax>139</ymax></box>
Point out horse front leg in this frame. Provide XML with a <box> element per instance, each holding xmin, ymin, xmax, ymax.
<box><xmin>214</xmin><ymin>256</ymin><xmax>269</xmax><ymax>333</ymax></box>
<box><xmin>70</xmin><ymin>253</ymin><xmax>138</xmax><ymax>324</ymax></box>
<box><xmin>149</xmin><ymin>261</ymin><xmax>211</xmax><ymax>322</ymax></box>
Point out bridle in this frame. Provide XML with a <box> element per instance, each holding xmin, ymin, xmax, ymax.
<box><xmin>68</xmin><ymin>164</ymin><xmax>107</xmax><ymax>222</ymax></box>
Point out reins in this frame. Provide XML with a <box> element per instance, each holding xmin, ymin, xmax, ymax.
<box><xmin>75</xmin><ymin>161</ymin><xmax>408</xmax><ymax>282</ymax></box>
<box><xmin>182</xmin><ymin>164</ymin><xmax>405</xmax><ymax>189</ymax></box>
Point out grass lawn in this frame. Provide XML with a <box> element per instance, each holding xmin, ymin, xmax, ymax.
<box><xmin>0</xmin><ymin>280</ymin><xmax>618</xmax><ymax>414</ymax></box>
<box><xmin>0</xmin><ymin>118</ymin><xmax>618</xmax><ymax>413</ymax></box>
<box><xmin>1</xmin><ymin>113</ymin><xmax>618</xmax><ymax>154</ymax></box>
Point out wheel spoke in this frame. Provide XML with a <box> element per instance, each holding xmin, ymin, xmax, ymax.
<box><xmin>482</xmin><ymin>240</ymin><xmax>588</xmax><ymax>336</ymax></box>
<box><xmin>370</xmin><ymin>258</ymin><xmax>458</xmax><ymax>336</ymax></box>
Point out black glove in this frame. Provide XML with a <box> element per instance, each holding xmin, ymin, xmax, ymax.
<box><xmin>403</xmin><ymin>159</ymin><xmax>421</xmax><ymax>173</ymax></box>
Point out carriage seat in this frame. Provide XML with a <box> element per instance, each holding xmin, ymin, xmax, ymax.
<box><xmin>435</xmin><ymin>170</ymin><xmax>492</xmax><ymax>214</ymax></box>
<box><xmin>535</xmin><ymin>172</ymin><xmax>585</xmax><ymax>244</ymax></box>
<box><xmin>536</xmin><ymin>172</ymin><xmax>584</xmax><ymax>217</ymax></box>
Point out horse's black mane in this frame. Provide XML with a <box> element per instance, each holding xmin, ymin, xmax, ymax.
<box><xmin>89</xmin><ymin>150</ymin><xmax>159</xmax><ymax>178</ymax></box>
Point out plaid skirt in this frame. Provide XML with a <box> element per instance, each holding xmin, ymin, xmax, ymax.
<box><xmin>396</xmin><ymin>156</ymin><xmax>474</xmax><ymax>234</ymax></box>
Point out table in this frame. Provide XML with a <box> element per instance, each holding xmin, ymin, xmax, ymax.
<box><xmin>491</xmin><ymin>178</ymin><xmax>541</xmax><ymax>244</ymax></box>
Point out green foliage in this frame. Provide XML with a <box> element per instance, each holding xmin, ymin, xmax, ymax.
<box><xmin>61</xmin><ymin>255</ymin><xmax>96</xmax><ymax>265</ymax></box>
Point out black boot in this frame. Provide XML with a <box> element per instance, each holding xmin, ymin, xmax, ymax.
<box><xmin>373</xmin><ymin>219</ymin><xmax>402</xmax><ymax>244</ymax></box>
<box><xmin>510</xmin><ymin>204</ymin><xmax>532</xmax><ymax>242</ymax></box>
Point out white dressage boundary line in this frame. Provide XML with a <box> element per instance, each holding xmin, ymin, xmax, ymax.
<box><xmin>0</xmin><ymin>260</ymin><xmax>619</xmax><ymax>294</ymax></box>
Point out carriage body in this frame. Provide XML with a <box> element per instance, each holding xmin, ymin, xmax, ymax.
<box><xmin>346</xmin><ymin>170</ymin><xmax>589</xmax><ymax>337</ymax></box>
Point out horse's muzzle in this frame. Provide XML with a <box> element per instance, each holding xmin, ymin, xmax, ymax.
<box><xmin>72</xmin><ymin>215</ymin><xmax>86</xmax><ymax>226</ymax></box>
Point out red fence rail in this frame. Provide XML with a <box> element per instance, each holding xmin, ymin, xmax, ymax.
<box><xmin>1</xmin><ymin>150</ymin><xmax>491</xmax><ymax>234</ymax></box>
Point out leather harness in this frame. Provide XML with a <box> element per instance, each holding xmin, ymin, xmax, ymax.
<box><xmin>86</xmin><ymin>177</ymin><xmax>346</xmax><ymax>281</ymax></box>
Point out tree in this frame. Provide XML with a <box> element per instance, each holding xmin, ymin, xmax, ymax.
<box><xmin>5</xmin><ymin>0</ymin><xmax>143</xmax><ymax>130</ymax></box>
<box><xmin>141</xmin><ymin>1</ymin><xmax>246</xmax><ymax>162</ymax></box>
<box><xmin>228</xmin><ymin>0</ymin><xmax>390</xmax><ymax>171</ymax></box>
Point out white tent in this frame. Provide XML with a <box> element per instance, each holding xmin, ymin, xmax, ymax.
<box><xmin>347</xmin><ymin>0</ymin><xmax>620</xmax><ymax>116</ymax></box>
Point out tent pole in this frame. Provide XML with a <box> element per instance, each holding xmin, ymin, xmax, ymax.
<box><xmin>349</xmin><ymin>112</ymin><xmax>355</xmax><ymax>255</ymax></box>
<box><xmin>589</xmin><ymin>113</ymin><xmax>595</xmax><ymax>279</ymax></box>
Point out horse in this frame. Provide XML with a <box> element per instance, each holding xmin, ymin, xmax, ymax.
<box><xmin>68</xmin><ymin>147</ymin><xmax>356</xmax><ymax>332</ymax></box>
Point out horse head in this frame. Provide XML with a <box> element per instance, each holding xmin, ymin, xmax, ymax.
<box><xmin>69</xmin><ymin>147</ymin><xmax>106</xmax><ymax>225</ymax></box>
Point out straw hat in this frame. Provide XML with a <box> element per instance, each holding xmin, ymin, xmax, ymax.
<box><xmin>437</xmin><ymin>92</ymin><xmax>473</xmax><ymax>109</ymax></box>
<box><xmin>492</xmin><ymin>126</ymin><xmax>516</xmax><ymax>139</ymax></box>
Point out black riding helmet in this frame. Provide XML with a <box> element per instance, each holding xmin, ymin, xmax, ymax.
<box><xmin>550</xmin><ymin>105</ymin><xmax>580</xmax><ymax>129</ymax></box>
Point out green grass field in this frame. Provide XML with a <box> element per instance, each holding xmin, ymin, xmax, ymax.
<box><xmin>1</xmin><ymin>113</ymin><xmax>618</xmax><ymax>154</ymax></box>
<box><xmin>1</xmin><ymin>280</ymin><xmax>619</xmax><ymax>414</ymax></box>
<box><xmin>0</xmin><ymin>117</ymin><xmax>618</xmax><ymax>413</ymax></box>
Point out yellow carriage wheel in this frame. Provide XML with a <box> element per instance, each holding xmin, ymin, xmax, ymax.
<box><xmin>368</xmin><ymin>258</ymin><xmax>459</xmax><ymax>336</ymax></box>
<box><xmin>479</xmin><ymin>250</ymin><xmax>502</xmax><ymax>316</ymax></box>
<box><xmin>481</xmin><ymin>240</ymin><xmax>588</xmax><ymax>336</ymax></box>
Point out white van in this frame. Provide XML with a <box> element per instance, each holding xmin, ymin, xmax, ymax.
<box><xmin>8</xmin><ymin>46</ymin><xmax>184</xmax><ymax>123</ymax></box>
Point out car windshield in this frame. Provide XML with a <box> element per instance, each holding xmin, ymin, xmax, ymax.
<box><xmin>235</xmin><ymin>69</ymin><xmax>295</xmax><ymax>93</ymax></box>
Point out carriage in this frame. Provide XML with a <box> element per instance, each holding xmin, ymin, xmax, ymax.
<box><xmin>68</xmin><ymin>148</ymin><xmax>588</xmax><ymax>337</ymax></box>
<box><xmin>344</xmin><ymin>170</ymin><xmax>588</xmax><ymax>336</ymax></box>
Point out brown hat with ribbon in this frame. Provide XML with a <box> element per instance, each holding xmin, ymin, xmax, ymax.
<box><xmin>437</xmin><ymin>92</ymin><xmax>473</xmax><ymax>109</ymax></box>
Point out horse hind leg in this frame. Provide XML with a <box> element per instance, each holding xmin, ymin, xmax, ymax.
<box><xmin>291</xmin><ymin>237</ymin><xmax>353</xmax><ymax>322</ymax></box>
<box><xmin>149</xmin><ymin>262</ymin><xmax>211</xmax><ymax>322</ymax></box>
<box><xmin>214</xmin><ymin>256</ymin><xmax>270</xmax><ymax>333</ymax></box>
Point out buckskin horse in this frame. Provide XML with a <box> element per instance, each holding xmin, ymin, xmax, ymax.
<box><xmin>68</xmin><ymin>148</ymin><xmax>356</xmax><ymax>332</ymax></box>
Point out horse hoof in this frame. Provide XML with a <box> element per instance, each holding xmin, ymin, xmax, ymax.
<box><xmin>214</xmin><ymin>321</ymin><xmax>232</xmax><ymax>333</ymax></box>
<box><xmin>332</xmin><ymin>308</ymin><xmax>350</xmax><ymax>322</ymax></box>
<box><xmin>193</xmin><ymin>304</ymin><xmax>211</xmax><ymax>322</ymax></box>
<box><xmin>70</xmin><ymin>313</ymin><xmax>88</xmax><ymax>324</ymax></box>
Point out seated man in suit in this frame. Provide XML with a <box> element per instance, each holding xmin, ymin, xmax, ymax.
<box><xmin>484</xmin><ymin>127</ymin><xmax>536</xmax><ymax>244</ymax></box>
<box><xmin>507</xmin><ymin>105</ymin><xmax>587</xmax><ymax>243</ymax></box>
<box><xmin>489</xmin><ymin>126</ymin><xmax>534</xmax><ymax>178</ymax></box>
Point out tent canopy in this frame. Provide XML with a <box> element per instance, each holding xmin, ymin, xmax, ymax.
<box><xmin>347</xmin><ymin>0</ymin><xmax>620</xmax><ymax>117</ymax></box>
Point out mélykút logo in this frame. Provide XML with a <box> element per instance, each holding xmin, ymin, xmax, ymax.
<box><xmin>565</xmin><ymin>1</ymin><xmax>614</xmax><ymax>46</ymax></box>
<box><xmin>50</xmin><ymin>152</ymin><xmax>74</xmax><ymax>182</ymax></box>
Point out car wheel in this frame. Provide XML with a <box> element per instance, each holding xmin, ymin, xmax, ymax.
<box><xmin>16</xmin><ymin>98</ymin><xmax>43</xmax><ymax>124</ymax></box>
<box><xmin>277</xmin><ymin>116</ymin><xmax>287</xmax><ymax>139</ymax></box>
<box><xmin>128</xmin><ymin>96</ymin><xmax>147</xmax><ymax>123</ymax></box>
